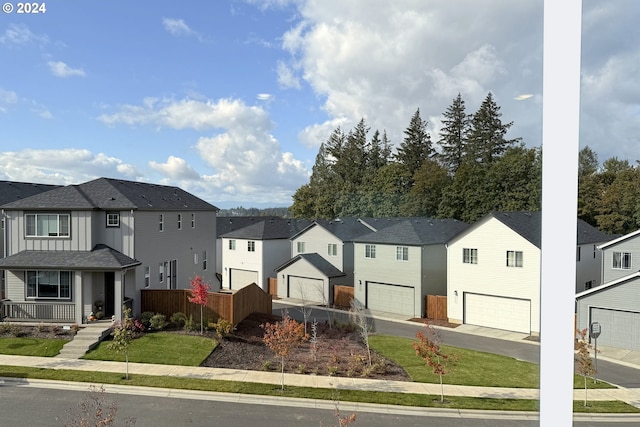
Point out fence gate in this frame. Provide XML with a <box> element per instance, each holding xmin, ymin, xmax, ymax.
<box><xmin>425</xmin><ymin>295</ymin><xmax>447</xmax><ymax>320</ymax></box>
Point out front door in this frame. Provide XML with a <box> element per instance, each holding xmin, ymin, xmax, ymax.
<box><xmin>104</xmin><ymin>272</ymin><xmax>115</xmax><ymax>317</ymax></box>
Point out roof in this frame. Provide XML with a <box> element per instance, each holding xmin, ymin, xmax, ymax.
<box><xmin>1</xmin><ymin>177</ymin><xmax>218</xmax><ymax>211</ymax></box>
<box><xmin>354</xmin><ymin>218</ymin><xmax>469</xmax><ymax>245</ymax></box>
<box><xmin>220</xmin><ymin>217</ymin><xmax>311</xmax><ymax>240</ymax></box>
<box><xmin>575</xmin><ymin>271</ymin><xmax>640</xmax><ymax>299</ymax></box>
<box><xmin>0</xmin><ymin>244</ymin><xmax>141</xmax><ymax>270</ymax></box>
<box><xmin>275</xmin><ymin>253</ymin><xmax>346</xmax><ymax>278</ymax></box>
<box><xmin>0</xmin><ymin>181</ymin><xmax>62</xmax><ymax>206</ymax></box>
<box><xmin>292</xmin><ymin>217</ymin><xmax>380</xmax><ymax>242</ymax></box>
<box><xmin>597</xmin><ymin>228</ymin><xmax>640</xmax><ymax>250</ymax></box>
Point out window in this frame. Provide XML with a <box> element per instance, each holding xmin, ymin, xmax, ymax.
<box><xmin>144</xmin><ymin>266</ymin><xmax>150</xmax><ymax>287</ymax></box>
<box><xmin>159</xmin><ymin>214</ymin><xmax>164</xmax><ymax>232</ymax></box>
<box><xmin>191</xmin><ymin>213</ymin><xmax>195</xmax><ymax>228</ymax></box>
<box><xmin>506</xmin><ymin>250</ymin><xmax>524</xmax><ymax>267</ymax></box>
<box><xmin>229</xmin><ymin>239</ymin><xmax>236</xmax><ymax>250</ymax></box>
<box><xmin>178</xmin><ymin>214</ymin><xmax>182</xmax><ymax>230</ymax></box>
<box><xmin>328</xmin><ymin>243</ymin><xmax>337</xmax><ymax>256</ymax></box>
<box><xmin>26</xmin><ymin>271</ymin><xmax>71</xmax><ymax>299</ymax></box>
<box><xmin>106</xmin><ymin>212</ymin><xmax>120</xmax><ymax>227</ymax></box>
<box><xmin>585</xmin><ymin>280</ymin><xmax>595</xmax><ymax>290</ymax></box>
<box><xmin>193</xmin><ymin>253</ymin><xmax>198</xmax><ymax>264</ymax></box>
<box><xmin>297</xmin><ymin>242</ymin><xmax>305</xmax><ymax>253</ymax></box>
<box><xmin>576</xmin><ymin>247</ymin><xmax>581</xmax><ymax>262</ymax></box>
<box><xmin>365</xmin><ymin>244</ymin><xmax>376</xmax><ymax>259</ymax></box>
<box><xmin>203</xmin><ymin>251</ymin><xmax>207</xmax><ymax>270</ymax></box>
<box><xmin>25</xmin><ymin>213</ymin><xmax>70</xmax><ymax>237</ymax></box>
<box><xmin>612</xmin><ymin>251</ymin><xmax>631</xmax><ymax>269</ymax></box>
<box><xmin>593</xmin><ymin>245</ymin><xmax>597</xmax><ymax>259</ymax></box>
<box><xmin>248</xmin><ymin>241</ymin><xmax>255</xmax><ymax>252</ymax></box>
<box><xmin>463</xmin><ymin>248</ymin><xmax>478</xmax><ymax>264</ymax></box>
<box><xmin>159</xmin><ymin>263</ymin><xmax>164</xmax><ymax>283</ymax></box>
<box><xmin>396</xmin><ymin>246</ymin><xmax>409</xmax><ymax>261</ymax></box>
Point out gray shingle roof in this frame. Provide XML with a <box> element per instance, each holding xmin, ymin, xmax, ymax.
<box><xmin>0</xmin><ymin>181</ymin><xmax>62</xmax><ymax>207</ymax></box>
<box><xmin>354</xmin><ymin>218</ymin><xmax>470</xmax><ymax>245</ymax></box>
<box><xmin>1</xmin><ymin>177</ymin><xmax>218</xmax><ymax>211</ymax></box>
<box><xmin>0</xmin><ymin>244</ymin><xmax>140</xmax><ymax>270</ymax></box>
<box><xmin>221</xmin><ymin>217</ymin><xmax>312</xmax><ymax>240</ymax></box>
<box><xmin>293</xmin><ymin>217</ymin><xmax>380</xmax><ymax>242</ymax></box>
<box><xmin>275</xmin><ymin>253</ymin><xmax>345</xmax><ymax>278</ymax></box>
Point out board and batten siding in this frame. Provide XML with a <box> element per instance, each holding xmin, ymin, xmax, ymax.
<box><xmin>93</xmin><ymin>210</ymin><xmax>135</xmax><ymax>257</ymax></box>
<box><xmin>602</xmin><ymin>238</ymin><xmax>640</xmax><ymax>283</ymax></box>
<box><xmin>576</xmin><ymin>277</ymin><xmax>640</xmax><ymax>333</ymax></box>
<box><xmin>447</xmin><ymin>217</ymin><xmax>541</xmax><ymax>333</ymax></box>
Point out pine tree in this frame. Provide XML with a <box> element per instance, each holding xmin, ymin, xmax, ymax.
<box><xmin>394</xmin><ymin>108</ymin><xmax>433</xmax><ymax>177</ymax></box>
<box><xmin>438</xmin><ymin>93</ymin><xmax>471</xmax><ymax>174</ymax></box>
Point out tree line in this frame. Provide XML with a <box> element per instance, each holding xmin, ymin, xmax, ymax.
<box><xmin>288</xmin><ymin>92</ymin><xmax>640</xmax><ymax>236</ymax></box>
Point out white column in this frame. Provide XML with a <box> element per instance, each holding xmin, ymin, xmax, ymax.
<box><xmin>74</xmin><ymin>271</ymin><xmax>83</xmax><ymax>324</ymax></box>
<box><xmin>115</xmin><ymin>271</ymin><xmax>123</xmax><ymax>320</ymax></box>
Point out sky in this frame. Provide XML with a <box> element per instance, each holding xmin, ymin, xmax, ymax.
<box><xmin>0</xmin><ymin>0</ymin><xmax>638</xmax><ymax>209</ymax></box>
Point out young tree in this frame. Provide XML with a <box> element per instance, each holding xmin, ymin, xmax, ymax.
<box><xmin>109</xmin><ymin>306</ymin><xmax>137</xmax><ymax>380</ymax></box>
<box><xmin>413</xmin><ymin>322</ymin><xmax>454</xmax><ymax>402</ymax></box>
<box><xmin>188</xmin><ymin>275</ymin><xmax>210</xmax><ymax>334</ymax></box>
<box><xmin>349</xmin><ymin>299</ymin><xmax>372</xmax><ymax>367</ymax></box>
<box><xmin>575</xmin><ymin>328</ymin><xmax>597</xmax><ymax>407</ymax></box>
<box><xmin>261</xmin><ymin>311</ymin><xmax>308</xmax><ymax>390</ymax></box>
<box><xmin>65</xmin><ymin>385</ymin><xmax>137</xmax><ymax>427</ymax></box>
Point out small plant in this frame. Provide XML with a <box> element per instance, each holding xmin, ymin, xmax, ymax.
<box><xmin>36</xmin><ymin>322</ymin><xmax>49</xmax><ymax>333</ymax></box>
<box><xmin>183</xmin><ymin>314</ymin><xmax>196</xmax><ymax>332</ymax></box>
<box><xmin>296</xmin><ymin>364</ymin><xmax>307</xmax><ymax>374</ymax></box>
<box><xmin>169</xmin><ymin>312</ymin><xmax>187</xmax><ymax>328</ymax></box>
<box><xmin>149</xmin><ymin>314</ymin><xmax>167</xmax><ymax>330</ymax></box>
<box><xmin>310</xmin><ymin>318</ymin><xmax>318</xmax><ymax>362</ymax></box>
<box><xmin>64</xmin><ymin>384</ymin><xmax>136</xmax><ymax>427</ymax></box>
<box><xmin>261</xmin><ymin>360</ymin><xmax>272</xmax><ymax>371</ymax></box>
<box><xmin>327</xmin><ymin>364</ymin><xmax>339</xmax><ymax>376</ymax></box>
<box><xmin>212</xmin><ymin>318</ymin><xmax>233</xmax><ymax>339</ymax></box>
<box><xmin>575</xmin><ymin>328</ymin><xmax>597</xmax><ymax>407</ymax></box>
<box><xmin>95</xmin><ymin>311</ymin><xmax>104</xmax><ymax>320</ymax></box>
<box><xmin>140</xmin><ymin>312</ymin><xmax>155</xmax><ymax>329</ymax></box>
<box><xmin>110</xmin><ymin>306</ymin><xmax>136</xmax><ymax>380</ymax></box>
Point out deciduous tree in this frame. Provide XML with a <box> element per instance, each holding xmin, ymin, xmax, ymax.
<box><xmin>413</xmin><ymin>322</ymin><xmax>455</xmax><ymax>402</ymax></box>
<box><xmin>575</xmin><ymin>328</ymin><xmax>597</xmax><ymax>406</ymax></box>
<box><xmin>109</xmin><ymin>306</ymin><xmax>138</xmax><ymax>380</ymax></box>
<box><xmin>261</xmin><ymin>311</ymin><xmax>308</xmax><ymax>390</ymax></box>
<box><xmin>188</xmin><ymin>275</ymin><xmax>210</xmax><ymax>335</ymax></box>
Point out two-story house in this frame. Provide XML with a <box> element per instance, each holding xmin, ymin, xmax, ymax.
<box><xmin>0</xmin><ymin>177</ymin><xmax>219</xmax><ymax>324</ymax></box>
<box><xmin>220</xmin><ymin>217</ymin><xmax>310</xmax><ymax>292</ymax></box>
<box><xmin>352</xmin><ymin>218</ymin><xmax>469</xmax><ymax>318</ymax></box>
<box><xmin>576</xmin><ymin>229</ymin><xmax>640</xmax><ymax>351</ymax></box>
<box><xmin>447</xmin><ymin>211</ymin><xmax>613</xmax><ymax>336</ymax></box>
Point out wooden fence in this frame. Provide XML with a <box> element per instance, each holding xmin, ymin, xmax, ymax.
<box><xmin>425</xmin><ymin>295</ymin><xmax>447</xmax><ymax>320</ymax></box>
<box><xmin>268</xmin><ymin>277</ymin><xmax>278</xmax><ymax>296</ymax></box>
<box><xmin>141</xmin><ymin>283</ymin><xmax>272</xmax><ymax>326</ymax></box>
<box><xmin>333</xmin><ymin>285</ymin><xmax>354</xmax><ymax>308</ymax></box>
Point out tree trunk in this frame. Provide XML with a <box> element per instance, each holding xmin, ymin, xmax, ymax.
<box><xmin>280</xmin><ymin>356</ymin><xmax>285</xmax><ymax>391</ymax></box>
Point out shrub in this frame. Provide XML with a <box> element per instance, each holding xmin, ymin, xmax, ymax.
<box><xmin>212</xmin><ymin>318</ymin><xmax>233</xmax><ymax>339</ymax></box>
<box><xmin>149</xmin><ymin>314</ymin><xmax>167</xmax><ymax>330</ymax></box>
<box><xmin>36</xmin><ymin>323</ymin><xmax>49</xmax><ymax>333</ymax></box>
<box><xmin>169</xmin><ymin>312</ymin><xmax>187</xmax><ymax>328</ymax></box>
<box><xmin>183</xmin><ymin>314</ymin><xmax>196</xmax><ymax>332</ymax></box>
<box><xmin>140</xmin><ymin>312</ymin><xmax>155</xmax><ymax>329</ymax></box>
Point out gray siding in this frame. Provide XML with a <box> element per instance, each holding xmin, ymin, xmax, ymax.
<box><xmin>93</xmin><ymin>210</ymin><xmax>135</xmax><ymax>256</ymax></box>
<box><xmin>602</xmin><ymin>238</ymin><xmax>640</xmax><ymax>283</ymax></box>
<box><xmin>576</xmin><ymin>277</ymin><xmax>640</xmax><ymax>332</ymax></box>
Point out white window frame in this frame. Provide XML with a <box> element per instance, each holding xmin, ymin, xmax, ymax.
<box><xmin>248</xmin><ymin>241</ymin><xmax>256</xmax><ymax>252</ymax></box>
<box><xmin>365</xmin><ymin>244</ymin><xmax>376</xmax><ymax>259</ymax></box>
<box><xmin>328</xmin><ymin>243</ymin><xmax>337</xmax><ymax>256</ymax></box>
<box><xmin>178</xmin><ymin>214</ymin><xmax>182</xmax><ymax>230</ymax></box>
<box><xmin>25</xmin><ymin>213</ymin><xmax>70</xmax><ymax>237</ymax></box>
<box><xmin>193</xmin><ymin>253</ymin><xmax>198</xmax><ymax>265</ymax></box>
<box><xmin>26</xmin><ymin>270</ymin><xmax>71</xmax><ymax>299</ymax></box>
<box><xmin>159</xmin><ymin>214</ymin><xmax>164</xmax><ymax>232</ymax></box>
<box><xmin>106</xmin><ymin>212</ymin><xmax>120</xmax><ymax>227</ymax></box>
<box><xmin>203</xmin><ymin>250</ymin><xmax>207</xmax><ymax>270</ymax></box>
<box><xmin>463</xmin><ymin>248</ymin><xmax>478</xmax><ymax>264</ymax></box>
<box><xmin>297</xmin><ymin>241</ymin><xmax>305</xmax><ymax>253</ymax></box>
<box><xmin>144</xmin><ymin>266</ymin><xmax>150</xmax><ymax>288</ymax></box>
<box><xmin>229</xmin><ymin>239</ymin><xmax>236</xmax><ymax>250</ymax></box>
<box><xmin>159</xmin><ymin>263</ymin><xmax>165</xmax><ymax>283</ymax></box>
<box><xmin>191</xmin><ymin>213</ymin><xmax>195</xmax><ymax>228</ymax></box>
<box><xmin>396</xmin><ymin>246</ymin><xmax>409</xmax><ymax>261</ymax></box>
<box><xmin>506</xmin><ymin>250</ymin><xmax>524</xmax><ymax>267</ymax></box>
<box><xmin>612</xmin><ymin>251</ymin><xmax>631</xmax><ymax>270</ymax></box>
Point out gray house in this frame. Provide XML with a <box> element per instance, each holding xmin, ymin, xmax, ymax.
<box><xmin>576</xmin><ymin>229</ymin><xmax>640</xmax><ymax>351</ymax></box>
<box><xmin>0</xmin><ymin>178</ymin><xmax>219</xmax><ymax>324</ymax></box>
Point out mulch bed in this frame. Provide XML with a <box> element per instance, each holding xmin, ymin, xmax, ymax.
<box><xmin>0</xmin><ymin>323</ymin><xmax>77</xmax><ymax>339</ymax></box>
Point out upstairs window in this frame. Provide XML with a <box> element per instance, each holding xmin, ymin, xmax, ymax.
<box><xmin>229</xmin><ymin>240</ymin><xmax>236</xmax><ymax>250</ymax></box>
<box><xmin>612</xmin><ymin>251</ymin><xmax>631</xmax><ymax>269</ymax></box>
<box><xmin>463</xmin><ymin>248</ymin><xmax>478</xmax><ymax>264</ymax></box>
<box><xmin>178</xmin><ymin>214</ymin><xmax>182</xmax><ymax>230</ymax></box>
<box><xmin>396</xmin><ymin>246</ymin><xmax>409</xmax><ymax>261</ymax></box>
<box><xmin>203</xmin><ymin>250</ymin><xmax>207</xmax><ymax>270</ymax></box>
<box><xmin>106</xmin><ymin>212</ymin><xmax>120</xmax><ymax>227</ymax></box>
<box><xmin>506</xmin><ymin>250</ymin><xmax>524</xmax><ymax>267</ymax></box>
<box><xmin>159</xmin><ymin>214</ymin><xmax>164</xmax><ymax>232</ymax></box>
<box><xmin>365</xmin><ymin>244</ymin><xmax>376</xmax><ymax>259</ymax></box>
<box><xmin>25</xmin><ymin>213</ymin><xmax>70</xmax><ymax>237</ymax></box>
<box><xmin>297</xmin><ymin>242</ymin><xmax>305</xmax><ymax>253</ymax></box>
<box><xmin>248</xmin><ymin>241</ymin><xmax>256</xmax><ymax>252</ymax></box>
<box><xmin>328</xmin><ymin>243</ymin><xmax>338</xmax><ymax>256</ymax></box>
<box><xmin>191</xmin><ymin>213</ymin><xmax>196</xmax><ymax>228</ymax></box>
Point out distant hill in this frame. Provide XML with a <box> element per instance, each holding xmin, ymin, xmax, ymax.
<box><xmin>217</xmin><ymin>206</ymin><xmax>291</xmax><ymax>217</ymax></box>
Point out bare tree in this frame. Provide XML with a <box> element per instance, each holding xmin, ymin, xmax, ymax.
<box><xmin>295</xmin><ymin>280</ymin><xmax>314</xmax><ymax>335</ymax></box>
<box><xmin>65</xmin><ymin>385</ymin><xmax>136</xmax><ymax>427</ymax></box>
<box><xmin>349</xmin><ymin>299</ymin><xmax>372</xmax><ymax>367</ymax></box>
<box><xmin>575</xmin><ymin>328</ymin><xmax>597</xmax><ymax>406</ymax></box>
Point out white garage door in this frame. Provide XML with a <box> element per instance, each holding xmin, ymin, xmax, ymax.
<box><xmin>464</xmin><ymin>293</ymin><xmax>531</xmax><ymax>334</ymax></box>
<box><xmin>288</xmin><ymin>276</ymin><xmax>325</xmax><ymax>304</ymax></box>
<box><xmin>590</xmin><ymin>307</ymin><xmax>640</xmax><ymax>351</ymax></box>
<box><xmin>366</xmin><ymin>282</ymin><xmax>415</xmax><ymax>317</ymax></box>
<box><xmin>230</xmin><ymin>269</ymin><xmax>258</xmax><ymax>290</ymax></box>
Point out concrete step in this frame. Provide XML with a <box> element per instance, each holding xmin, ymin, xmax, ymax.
<box><xmin>55</xmin><ymin>323</ymin><xmax>113</xmax><ymax>359</ymax></box>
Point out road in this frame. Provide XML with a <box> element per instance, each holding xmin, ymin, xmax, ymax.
<box><xmin>273</xmin><ymin>302</ymin><xmax>640</xmax><ymax>388</ymax></box>
<box><xmin>2</xmin><ymin>382</ymin><xmax>638</xmax><ymax>427</ymax></box>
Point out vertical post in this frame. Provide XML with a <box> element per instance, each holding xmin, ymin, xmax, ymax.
<box><xmin>540</xmin><ymin>1</ymin><xmax>582</xmax><ymax>426</ymax></box>
<box><xmin>74</xmin><ymin>271</ymin><xmax>83</xmax><ymax>324</ymax></box>
<box><xmin>115</xmin><ymin>271</ymin><xmax>123</xmax><ymax>321</ymax></box>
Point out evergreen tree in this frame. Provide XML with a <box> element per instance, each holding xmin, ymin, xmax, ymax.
<box><xmin>577</xmin><ymin>146</ymin><xmax>601</xmax><ymax>226</ymax></box>
<box><xmin>438</xmin><ymin>93</ymin><xmax>471</xmax><ymax>174</ymax></box>
<box><xmin>402</xmin><ymin>159</ymin><xmax>451</xmax><ymax>217</ymax></box>
<box><xmin>394</xmin><ymin>109</ymin><xmax>433</xmax><ymax>177</ymax></box>
<box><xmin>368</xmin><ymin>129</ymin><xmax>392</xmax><ymax>170</ymax></box>
<box><xmin>466</xmin><ymin>92</ymin><xmax>521</xmax><ymax>164</ymax></box>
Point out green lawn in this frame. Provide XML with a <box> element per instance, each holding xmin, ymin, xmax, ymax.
<box><xmin>0</xmin><ymin>337</ymin><xmax>68</xmax><ymax>357</ymax></box>
<box><xmin>369</xmin><ymin>335</ymin><xmax>614</xmax><ymax>389</ymax></box>
<box><xmin>81</xmin><ymin>332</ymin><xmax>217</xmax><ymax>366</ymax></box>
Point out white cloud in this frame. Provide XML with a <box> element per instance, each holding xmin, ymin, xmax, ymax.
<box><xmin>162</xmin><ymin>18</ymin><xmax>194</xmax><ymax>36</ymax></box>
<box><xmin>48</xmin><ymin>61</ymin><xmax>86</xmax><ymax>78</ymax></box>
<box><xmin>277</xmin><ymin>60</ymin><xmax>301</xmax><ymax>89</ymax></box>
<box><xmin>149</xmin><ymin>156</ymin><xmax>200</xmax><ymax>180</ymax></box>
<box><xmin>0</xmin><ymin>23</ymin><xmax>48</xmax><ymax>46</ymax></box>
<box><xmin>0</xmin><ymin>88</ymin><xmax>18</xmax><ymax>112</ymax></box>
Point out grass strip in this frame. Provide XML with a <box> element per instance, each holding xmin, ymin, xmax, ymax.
<box><xmin>0</xmin><ymin>365</ymin><xmax>637</xmax><ymax>413</ymax></box>
<box><xmin>0</xmin><ymin>338</ymin><xmax>68</xmax><ymax>357</ymax></box>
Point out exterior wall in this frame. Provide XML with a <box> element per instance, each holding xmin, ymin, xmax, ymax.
<box><xmin>447</xmin><ymin>217</ymin><xmax>541</xmax><ymax>333</ymax></box>
<box><xmin>602</xmin><ymin>238</ymin><xmax>640</xmax><ymax>283</ymax></box>
<box><xmin>222</xmin><ymin>237</ymin><xmax>263</xmax><ymax>289</ymax></box>
<box><xmin>93</xmin><ymin>210</ymin><xmax>135</xmax><ymax>256</ymax></box>
<box><xmin>576</xmin><ymin>278</ymin><xmax>640</xmax><ymax>333</ymax></box>
<box><xmin>575</xmin><ymin>243</ymin><xmax>604</xmax><ymax>292</ymax></box>
<box><xmin>276</xmin><ymin>259</ymin><xmax>329</xmax><ymax>302</ymax></box>
<box><xmin>353</xmin><ymin>243</ymin><xmax>423</xmax><ymax>317</ymax></box>
<box><xmin>261</xmin><ymin>239</ymin><xmax>290</xmax><ymax>287</ymax></box>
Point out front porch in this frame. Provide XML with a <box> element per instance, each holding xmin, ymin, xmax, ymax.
<box><xmin>1</xmin><ymin>298</ymin><xmax>133</xmax><ymax>323</ymax></box>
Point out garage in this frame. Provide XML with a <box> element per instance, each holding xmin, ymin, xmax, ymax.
<box><xmin>287</xmin><ymin>276</ymin><xmax>325</xmax><ymax>304</ymax></box>
<box><xmin>229</xmin><ymin>269</ymin><xmax>258</xmax><ymax>290</ymax></box>
<box><xmin>366</xmin><ymin>282</ymin><xmax>415</xmax><ymax>317</ymax></box>
<box><xmin>590</xmin><ymin>307</ymin><xmax>640</xmax><ymax>351</ymax></box>
<box><xmin>464</xmin><ymin>293</ymin><xmax>531</xmax><ymax>334</ymax></box>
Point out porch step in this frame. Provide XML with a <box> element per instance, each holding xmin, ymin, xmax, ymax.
<box><xmin>56</xmin><ymin>322</ymin><xmax>113</xmax><ymax>359</ymax></box>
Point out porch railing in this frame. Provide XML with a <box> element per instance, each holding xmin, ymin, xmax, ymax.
<box><xmin>1</xmin><ymin>300</ymin><xmax>76</xmax><ymax>323</ymax></box>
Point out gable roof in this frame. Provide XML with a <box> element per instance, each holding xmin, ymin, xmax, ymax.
<box><xmin>292</xmin><ymin>217</ymin><xmax>380</xmax><ymax>242</ymax></box>
<box><xmin>575</xmin><ymin>271</ymin><xmax>640</xmax><ymax>299</ymax></box>
<box><xmin>0</xmin><ymin>181</ymin><xmax>62</xmax><ymax>206</ymax></box>
<box><xmin>597</xmin><ymin>228</ymin><xmax>640</xmax><ymax>250</ymax></box>
<box><xmin>275</xmin><ymin>253</ymin><xmax>346</xmax><ymax>278</ymax></box>
<box><xmin>0</xmin><ymin>244</ymin><xmax>140</xmax><ymax>270</ymax></box>
<box><xmin>1</xmin><ymin>177</ymin><xmax>218</xmax><ymax>211</ymax></box>
<box><xmin>221</xmin><ymin>217</ymin><xmax>311</xmax><ymax>240</ymax></box>
<box><xmin>354</xmin><ymin>218</ymin><xmax>469</xmax><ymax>245</ymax></box>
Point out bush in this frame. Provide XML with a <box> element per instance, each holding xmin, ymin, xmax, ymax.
<box><xmin>140</xmin><ymin>312</ymin><xmax>155</xmax><ymax>329</ymax></box>
<box><xmin>170</xmin><ymin>312</ymin><xmax>187</xmax><ymax>328</ymax></box>
<box><xmin>149</xmin><ymin>314</ymin><xmax>167</xmax><ymax>330</ymax></box>
<box><xmin>212</xmin><ymin>318</ymin><xmax>233</xmax><ymax>339</ymax></box>
<box><xmin>183</xmin><ymin>314</ymin><xmax>196</xmax><ymax>332</ymax></box>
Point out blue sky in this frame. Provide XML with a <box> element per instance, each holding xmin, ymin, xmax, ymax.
<box><xmin>1</xmin><ymin>1</ymin><xmax>639</xmax><ymax>209</ymax></box>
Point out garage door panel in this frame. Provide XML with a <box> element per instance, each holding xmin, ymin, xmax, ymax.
<box><xmin>464</xmin><ymin>293</ymin><xmax>531</xmax><ymax>334</ymax></box>
<box><xmin>288</xmin><ymin>276</ymin><xmax>325</xmax><ymax>304</ymax></box>
<box><xmin>367</xmin><ymin>282</ymin><xmax>415</xmax><ymax>317</ymax></box>
<box><xmin>591</xmin><ymin>307</ymin><xmax>640</xmax><ymax>351</ymax></box>
<box><xmin>230</xmin><ymin>269</ymin><xmax>258</xmax><ymax>290</ymax></box>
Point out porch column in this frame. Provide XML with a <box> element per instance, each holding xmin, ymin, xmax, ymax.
<box><xmin>115</xmin><ymin>271</ymin><xmax>123</xmax><ymax>321</ymax></box>
<box><xmin>74</xmin><ymin>271</ymin><xmax>83</xmax><ymax>324</ymax></box>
